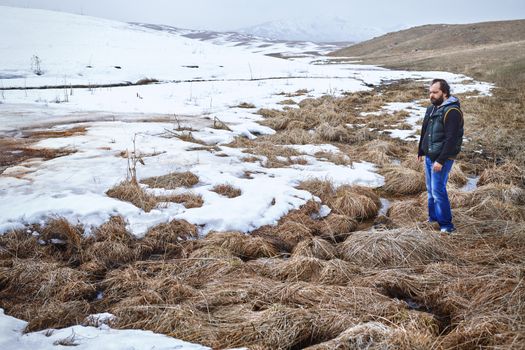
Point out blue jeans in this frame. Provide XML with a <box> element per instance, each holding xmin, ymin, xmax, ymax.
<box><xmin>425</xmin><ymin>157</ymin><xmax>454</xmax><ymax>231</ymax></box>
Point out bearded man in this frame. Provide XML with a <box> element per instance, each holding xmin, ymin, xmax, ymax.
<box><xmin>418</xmin><ymin>79</ymin><xmax>464</xmax><ymax>233</ymax></box>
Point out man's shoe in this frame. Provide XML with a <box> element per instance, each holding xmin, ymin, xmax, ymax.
<box><xmin>440</xmin><ymin>227</ymin><xmax>456</xmax><ymax>234</ymax></box>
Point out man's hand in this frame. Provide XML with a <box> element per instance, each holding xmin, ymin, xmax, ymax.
<box><xmin>417</xmin><ymin>156</ymin><xmax>422</xmax><ymax>162</ymax></box>
<box><xmin>432</xmin><ymin>162</ymin><xmax>443</xmax><ymax>172</ymax></box>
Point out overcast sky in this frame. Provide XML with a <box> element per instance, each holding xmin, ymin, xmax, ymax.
<box><xmin>1</xmin><ymin>0</ymin><xmax>524</xmax><ymax>31</ymax></box>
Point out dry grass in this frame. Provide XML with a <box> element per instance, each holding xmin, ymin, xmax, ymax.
<box><xmin>461</xmin><ymin>197</ymin><xmax>525</xmax><ymax>222</ymax></box>
<box><xmin>448</xmin><ymin>163</ymin><xmax>468</xmax><ymax>188</ymax></box>
<box><xmin>107</xmin><ymin>179</ymin><xmax>203</xmax><ymax>211</ymax></box>
<box><xmin>317</xmin><ymin>214</ymin><xmax>358</xmax><ymax>242</ymax></box>
<box><xmin>353</xmin><ymin>139</ymin><xmax>410</xmax><ymax>165</ymax></box>
<box><xmin>329</xmin><ymin>185</ymin><xmax>380</xmax><ymax>220</ymax></box>
<box><xmin>387</xmin><ymin>198</ymin><xmax>426</xmax><ymax>225</ymax></box>
<box><xmin>236</xmin><ymin>102</ymin><xmax>256</xmax><ymax>108</ymax></box>
<box><xmin>314</xmin><ymin>151</ymin><xmax>353</xmax><ymax>166</ymax></box>
<box><xmin>478</xmin><ymin>161</ymin><xmax>524</xmax><ymax>186</ymax></box>
<box><xmin>141</xmin><ymin>171</ymin><xmax>199</xmax><ymax>189</ymax></box>
<box><xmin>380</xmin><ymin>165</ymin><xmax>426</xmax><ymax>195</ymax></box>
<box><xmin>296</xmin><ymin>178</ymin><xmax>336</xmax><ymax>202</ymax></box>
<box><xmin>23</xmin><ymin>300</ymin><xmax>92</xmax><ymax>333</ymax></box>
<box><xmin>166</xmin><ymin>192</ymin><xmax>204</xmax><ymax>208</ymax></box>
<box><xmin>337</xmin><ymin>228</ymin><xmax>452</xmax><ymax>268</ymax></box>
<box><xmin>278</xmin><ymin>99</ymin><xmax>297</xmax><ymax>105</ymax></box>
<box><xmin>465</xmin><ymin>183</ymin><xmax>525</xmax><ymax>206</ymax></box>
<box><xmin>139</xmin><ymin>219</ymin><xmax>197</xmax><ymax>257</ymax></box>
<box><xmin>106</xmin><ymin>181</ymin><xmax>158</xmax><ymax>212</ymax></box>
<box><xmin>202</xmin><ymin>231</ymin><xmax>279</xmax><ymax>260</ymax></box>
<box><xmin>211</xmin><ymin>184</ymin><xmax>242</xmax><ymax>198</ymax></box>
<box><xmin>291</xmin><ymin>237</ymin><xmax>337</xmax><ymax>260</ymax></box>
<box><xmin>296</xmin><ymin>179</ymin><xmax>380</xmax><ymax>221</ymax></box>
<box><xmin>0</xmin><ymin>136</ymin><xmax>76</xmax><ymax>172</ymax></box>
<box><xmin>28</xmin><ymin>126</ymin><xmax>87</xmax><ymax>139</ymax></box>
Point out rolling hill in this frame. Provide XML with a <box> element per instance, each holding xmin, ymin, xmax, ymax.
<box><xmin>330</xmin><ymin>19</ymin><xmax>525</xmax><ymax>84</ymax></box>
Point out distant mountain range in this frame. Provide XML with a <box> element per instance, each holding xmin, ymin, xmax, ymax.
<box><xmin>237</xmin><ymin>17</ymin><xmax>395</xmax><ymax>43</ymax></box>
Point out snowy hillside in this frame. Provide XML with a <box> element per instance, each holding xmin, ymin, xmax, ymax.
<box><xmin>0</xmin><ymin>6</ymin><xmax>302</xmax><ymax>88</ymax></box>
<box><xmin>238</xmin><ymin>17</ymin><xmax>385</xmax><ymax>43</ymax></box>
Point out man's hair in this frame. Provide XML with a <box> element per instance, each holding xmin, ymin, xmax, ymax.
<box><xmin>431</xmin><ymin>78</ymin><xmax>451</xmax><ymax>97</ymax></box>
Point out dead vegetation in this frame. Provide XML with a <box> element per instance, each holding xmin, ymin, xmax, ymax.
<box><xmin>1</xmin><ymin>184</ymin><xmax>524</xmax><ymax>348</ymax></box>
<box><xmin>0</xmin><ymin>136</ymin><xmax>77</xmax><ymax>174</ymax></box>
<box><xmin>380</xmin><ymin>165</ymin><xmax>426</xmax><ymax>195</ymax></box>
<box><xmin>1</xmin><ymin>70</ymin><xmax>524</xmax><ymax>349</ymax></box>
<box><xmin>211</xmin><ymin>184</ymin><xmax>242</xmax><ymax>198</ymax></box>
<box><xmin>141</xmin><ymin>171</ymin><xmax>199</xmax><ymax>189</ymax></box>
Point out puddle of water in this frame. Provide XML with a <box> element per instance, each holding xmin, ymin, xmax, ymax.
<box><xmin>460</xmin><ymin>176</ymin><xmax>479</xmax><ymax>192</ymax></box>
<box><xmin>379</xmin><ymin>197</ymin><xmax>391</xmax><ymax>216</ymax></box>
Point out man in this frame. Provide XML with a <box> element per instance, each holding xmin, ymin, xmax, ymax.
<box><xmin>418</xmin><ymin>79</ymin><xmax>463</xmax><ymax>233</ymax></box>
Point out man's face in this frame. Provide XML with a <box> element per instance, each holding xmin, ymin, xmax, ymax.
<box><xmin>429</xmin><ymin>83</ymin><xmax>445</xmax><ymax>106</ymax></box>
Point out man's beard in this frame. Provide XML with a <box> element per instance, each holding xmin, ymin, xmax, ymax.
<box><xmin>431</xmin><ymin>96</ymin><xmax>444</xmax><ymax>106</ymax></box>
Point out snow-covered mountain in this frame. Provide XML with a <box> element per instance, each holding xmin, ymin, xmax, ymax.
<box><xmin>131</xmin><ymin>23</ymin><xmax>349</xmax><ymax>57</ymax></box>
<box><xmin>237</xmin><ymin>17</ymin><xmax>386</xmax><ymax>43</ymax></box>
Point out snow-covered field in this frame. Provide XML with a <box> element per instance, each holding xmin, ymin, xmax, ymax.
<box><xmin>0</xmin><ymin>6</ymin><xmax>493</xmax><ymax>348</ymax></box>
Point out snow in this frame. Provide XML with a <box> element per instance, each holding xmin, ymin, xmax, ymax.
<box><xmin>0</xmin><ymin>309</ymin><xmax>211</xmax><ymax>350</ymax></box>
<box><xmin>0</xmin><ymin>6</ymin><xmax>492</xmax><ymax>236</ymax></box>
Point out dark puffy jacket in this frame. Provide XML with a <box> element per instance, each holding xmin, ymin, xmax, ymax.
<box><xmin>419</xmin><ymin>96</ymin><xmax>464</xmax><ymax>164</ymax></box>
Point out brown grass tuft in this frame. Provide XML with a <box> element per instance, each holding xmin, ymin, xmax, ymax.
<box><xmin>272</xmin><ymin>221</ymin><xmax>314</xmax><ymax>251</ymax></box>
<box><xmin>380</xmin><ymin>165</ymin><xmax>426</xmax><ymax>195</ymax></box>
<box><xmin>166</xmin><ymin>192</ymin><xmax>204</xmax><ymax>208</ymax></box>
<box><xmin>236</xmin><ymin>102</ymin><xmax>256</xmax><ymax>108</ymax></box>
<box><xmin>449</xmin><ymin>163</ymin><xmax>468</xmax><ymax>187</ymax></box>
<box><xmin>478</xmin><ymin>161</ymin><xmax>524</xmax><ymax>186</ymax></box>
<box><xmin>250</xmin><ymin>256</ymin><xmax>326</xmax><ymax>282</ymax></box>
<box><xmin>387</xmin><ymin>199</ymin><xmax>426</xmax><ymax>225</ymax></box>
<box><xmin>466</xmin><ymin>183</ymin><xmax>525</xmax><ymax>206</ymax></box>
<box><xmin>355</xmin><ymin>139</ymin><xmax>410</xmax><ymax>165</ymax></box>
<box><xmin>139</xmin><ymin>219</ymin><xmax>198</xmax><ymax>257</ymax></box>
<box><xmin>196</xmin><ymin>231</ymin><xmax>282</xmax><ymax>261</ymax></box>
<box><xmin>0</xmin><ymin>230</ymin><xmax>41</xmax><ymax>260</ymax></box>
<box><xmin>211</xmin><ymin>183</ymin><xmax>242</xmax><ymax>198</ymax></box>
<box><xmin>297</xmin><ymin>178</ymin><xmax>335</xmax><ymax>202</ymax></box>
<box><xmin>291</xmin><ymin>237</ymin><xmax>337</xmax><ymax>260</ymax></box>
<box><xmin>315</xmin><ymin>123</ymin><xmax>352</xmax><ymax>143</ymax></box>
<box><xmin>39</xmin><ymin>218</ymin><xmax>84</xmax><ymax>262</ymax></box>
<box><xmin>317</xmin><ymin>214</ymin><xmax>358</xmax><ymax>242</ymax></box>
<box><xmin>106</xmin><ymin>181</ymin><xmax>158</xmax><ymax>212</ymax></box>
<box><xmin>141</xmin><ymin>171</ymin><xmax>199</xmax><ymax>189</ymax></box>
<box><xmin>338</xmin><ymin>228</ymin><xmax>452</xmax><ymax>268</ymax></box>
<box><xmin>23</xmin><ymin>300</ymin><xmax>92</xmax><ymax>332</ymax></box>
<box><xmin>315</xmin><ymin>258</ymin><xmax>363</xmax><ymax>285</ymax></box>
<box><xmin>329</xmin><ymin>185</ymin><xmax>380</xmax><ymax>220</ymax></box>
